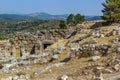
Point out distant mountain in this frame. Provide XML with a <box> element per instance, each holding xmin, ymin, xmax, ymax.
<box><xmin>0</xmin><ymin>14</ymin><xmax>34</xmax><ymax>21</ymax></box>
<box><xmin>28</xmin><ymin>12</ymin><xmax>68</xmax><ymax>20</ymax></box>
<box><xmin>85</xmin><ymin>16</ymin><xmax>102</xmax><ymax>21</ymax></box>
<box><xmin>28</xmin><ymin>12</ymin><xmax>102</xmax><ymax>21</ymax></box>
<box><xmin>0</xmin><ymin>12</ymin><xmax>102</xmax><ymax>21</ymax></box>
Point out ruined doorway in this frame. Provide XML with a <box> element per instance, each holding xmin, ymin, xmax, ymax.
<box><xmin>43</xmin><ymin>43</ymin><xmax>52</xmax><ymax>49</ymax></box>
<box><xmin>30</xmin><ymin>45</ymin><xmax>35</xmax><ymax>55</ymax></box>
<box><xmin>42</xmin><ymin>40</ymin><xmax>54</xmax><ymax>50</ymax></box>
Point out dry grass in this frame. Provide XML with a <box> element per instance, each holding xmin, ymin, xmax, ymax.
<box><xmin>49</xmin><ymin>39</ymin><xmax>68</xmax><ymax>50</ymax></box>
<box><xmin>0</xmin><ymin>22</ymin><xmax>120</xmax><ymax>79</ymax></box>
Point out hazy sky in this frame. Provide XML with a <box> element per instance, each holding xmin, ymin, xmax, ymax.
<box><xmin>0</xmin><ymin>0</ymin><xmax>105</xmax><ymax>15</ymax></box>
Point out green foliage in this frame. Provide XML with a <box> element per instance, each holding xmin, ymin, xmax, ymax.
<box><xmin>74</xmin><ymin>14</ymin><xmax>85</xmax><ymax>24</ymax></box>
<box><xmin>81</xmin><ymin>50</ymin><xmax>94</xmax><ymax>57</ymax></box>
<box><xmin>102</xmin><ymin>0</ymin><xmax>120</xmax><ymax>22</ymax></box>
<box><xmin>67</xmin><ymin>14</ymin><xmax>74</xmax><ymax>25</ymax></box>
<box><xmin>0</xmin><ymin>20</ymin><xmax>60</xmax><ymax>40</ymax></box>
<box><xmin>67</xmin><ymin>13</ymin><xmax>85</xmax><ymax>25</ymax></box>
<box><xmin>59</xmin><ymin>20</ymin><xmax>67</xmax><ymax>29</ymax></box>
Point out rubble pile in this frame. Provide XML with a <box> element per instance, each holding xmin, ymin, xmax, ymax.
<box><xmin>0</xmin><ymin>22</ymin><xmax>120</xmax><ymax>79</ymax></box>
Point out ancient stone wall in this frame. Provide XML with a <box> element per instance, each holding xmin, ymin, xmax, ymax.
<box><xmin>0</xmin><ymin>29</ymin><xmax>73</xmax><ymax>58</ymax></box>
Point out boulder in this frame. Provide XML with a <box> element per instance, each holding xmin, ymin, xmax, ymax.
<box><xmin>52</xmin><ymin>54</ymin><xmax>59</xmax><ymax>60</ymax></box>
<box><xmin>100</xmin><ymin>34</ymin><xmax>105</xmax><ymax>37</ymax></box>
<box><xmin>113</xmin><ymin>64</ymin><xmax>120</xmax><ymax>71</ymax></box>
<box><xmin>112</xmin><ymin>31</ymin><xmax>117</xmax><ymax>35</ymax></box>
<box><xmin>93</xmin><ymin>73</ymin><xmax>104</xmax><ymax>80</ymax></box>
<box><xmin>90</xmin><ymin>56</ymin><xmax>100</xmax><ymax>61</ymax></box>
<box><xmin>103</xmin><ymin>69</ymin><xmax>113</xmax><ymax>73</ymax></box>
<box><xmin>96</xmin><ymin>33</ymin><xmax>100</xmax><ymax>38</ymax></box>
<box><xmin>13</xmin><ymin>75</ymin><xmax>19</xmax><ymax>80</ymax></box>
<box><xmin>116</xmin><ymin>47</ymin><xmax>120</xmax><ymax>53</ymax></box>
<box><xmin>11</xmin><ymin>47</ymin><xmax>16</xmax><ymax>57</ymax></box>
<box><xmin>60</xmin><ymin>75</ymin><xmax>68</xmax><ymax>80</ymax></box>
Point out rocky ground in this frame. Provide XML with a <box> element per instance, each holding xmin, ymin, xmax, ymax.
<box><xmin>0</xmin><ymin>21</ymin><xmax>120</xmax><ymax>80</ymax></box>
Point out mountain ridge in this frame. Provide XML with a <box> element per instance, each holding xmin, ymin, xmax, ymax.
<box><xmin>0</xmin><ymin>12</ymin><xmax>102</xmax><ymax>21</ymax></box>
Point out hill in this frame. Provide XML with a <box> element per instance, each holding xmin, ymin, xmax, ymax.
<box><xmin>0</xmin><ymin>20</ymin><xmax>60</xmax><ymax>40</ymax></box>
<box><xmin>85</xmin><ymin>16</ymin><xmax>101</xmax><ymax>21</ymax></box>
<box><xmin>0</xmin><ymin>12</ymin><xmax>102</xmax><ymax>21</ymax></box>
<box><xmin>28</xmin><ymin>12</ymin><xmax>68</xmax><ymax>20</ymax></box>
<box><xmin>0</xmin><ymin>14</ymin><xmax>34</xmax><ymax>21</ymax></box>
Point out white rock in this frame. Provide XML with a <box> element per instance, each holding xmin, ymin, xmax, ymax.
<box><xmin>95</xmin><ymin>73</ymin><xmax>104</xmax><ymax>80</ymax></box>
<box><xmin>1</xmin><ymin>78</ymin><xmax>5</xmax><ymax>80</ymax></box>
<box><xmin>113</xmin><ymin>64</ymin><xmax>119</xmax><ymax>71</ymax></box>
<box><xmin>104</xmin><ymin>69</ymin><xmax>113</xmax><ymax>73</ymax></box>
<box><xmin>112</xmin><ymin>31</ymin><xmax>117</xmax><ymax>35</ymax></box>
<box><xmin>25</xmin><ymin>74</ymin><xmax>30</xmax><ymax>79</ymax></box>
<box><xmin>100</xmin><ymin>34</ymin><xmax>105</xmax><ymax>37</ymax></box>
<box><xmin>52</xmin><ymin>54</ymin><xmax>59</xmax><ymax>59</ymax></box>
<box><xmin>7</xmin><ymin>76</ymin><xmax>13</xmax><ymax>80</ymax></box>
<box><xmin>41</xmin><ymin>58</ymin><xmax>48</xmax><ymax>63</ymax></box>
<box><xmin>19</xmin><ymin>75</ymin><xmax>26</xmax><ymax>79</ymax></box>
<box><xmin>96</xmin><ymin>67</ymin><xmax>104</xmax><ymax>70</ymax></box>
<box><xmin>90</xmin><ymin>56</ymin><xmax>100</xmax><ymax>61</ymax></box>
<box><xmin>94</xmin><ymin>51</ymin><xmax>99</xmax><ymax>55</ymax></box>
<box><xmin>13</xmin><ymin>75</ymin><xmax>19</xmax><ymax>80</ymax></box>
<box><xmin>60</xmin><ymin>75</ymin><xmax>68</xmax><ymax>80</ymax></box>
<box><xmin>96</xmin><ymin>33</ymin><xmax>100</xmax><ymax>37</ymax></box>
<box><xmin>116</xmin><ymin>47</ymin><xmax>120</xmax><ymax>53</ymax></box>
<box><xmin>92</xmin><ymin>32</ymin><xmax>95</xmax><ymax>36</ymax></box>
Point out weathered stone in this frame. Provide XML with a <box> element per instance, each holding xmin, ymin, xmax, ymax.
<box><xmin>11</xmin><ymin>58</ymin><xmax>18</xmax><ymax>63</ymax></box>
<box><xmin>112</xmin><ymin>58</ymin><xmax>120</xmax><ymax>63</ymax></box>
<box><xmin>112</xmin><ymin>31</ymin><xmax>117</xmax><ymax>35</ymax></box>
<box><xmin>93</xmin><ymin>72</ymin><xmax>104</xmax><ymax>80</ymax></box>
<box><xmin>103</xmin><ymin>69</ymin><xmax>113</xmax><ymax>73</ymax></box>
<box><xmin>52</xmin><ymin>54</ymin><xmax>59</xmax><ymax>59</ymax></box>
<box><xmin>11</xmin><ymin>47</ymin><xmax>16</xmax><ymax>57</ymax></box>
<box><xmin>35</xmin><ymin>63</ymin><xmax>65</xmax><ymax>74</ymax></box>
<box><xmin>96</xmin><ymin>67</ymin><xmax>104</xmax><ymax>70</ymax></box>
<box><xmin>3</xmin><ymin>62</ymin><xmax>18</xmax><ymax>70</ymax></box>
<box><xmin>100</xmin><ymin>34</ymin><xmax>105</xmax><ymax>37</ymax></box>
<box><xmin>94</xmin><ymin>51</ymin><xmax>99</xmax><ymax>55</ymax></box>
<box><xmin>19</xmin><ymin>60</ymin><xmax>30</xmax><ymax>65</ymax></box>
<box><xmin>116</xmin><ymin>47</ymin><xmax>120</xmax><ymax>53</ymax></box>
<box><xmin>41</xmin><ymin>58</ymin><xmax>48</xmax><ymax>63</ymax></box>
<box><xmin>113</xmin><ymin>64</ymin><xmax>119</xmax><ymax>71</ymax></box>
<box><xmin>20</xmin><ymin>47</ymin><xmax>26</xmax><ymax>57</ymax></box>
<box><xmin>60</xmin><ymin>75</ymin><xmax>68</xmax><ymax>80</ymax></box>
<box><xmin>13</xmin><ymin>75</ymin><xmax>19</xmax><ymax>80</ymax></box>
<box><xmin>90</xmin><ymin>56</ymin><xmax>100</xmax><ymax>61</ymax></box>
<box><xmin>96</xmin><ymin>32</ymin><xmax>100</xmax><ymax>38</ymax></box>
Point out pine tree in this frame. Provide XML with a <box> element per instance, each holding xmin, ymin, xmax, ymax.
<box><xmin>102</xmin><ymin>0</ymin><xmax>120</xmax><ymax>22</ymax></box>
<box><xmin>74</xmin><ymin>14</ymin><xmax>85</xmax><ymax>24</ymax></box>
<box><xmin>67</xmin><ymin>13</ymin><xmax>85</xmax><ymax>25</ymax></box>
<box><xmin>67</xmin><ymin>14</ymin><xmax>74</xmax><ymax>25</ymax></box>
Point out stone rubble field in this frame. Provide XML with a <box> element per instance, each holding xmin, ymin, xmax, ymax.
<box><xmin>0</xmin><ymin>21</ymin><xmax>120</xmax><ymax>80</ymax></box>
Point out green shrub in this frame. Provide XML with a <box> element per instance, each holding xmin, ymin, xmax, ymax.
<box><xmin>81</xmin><ymin>50</ymin><xmax>94</xmax><ymax>57</ymax></box>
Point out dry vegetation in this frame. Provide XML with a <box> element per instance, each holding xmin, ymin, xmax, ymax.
<box><xmin>0</xmin><ymin>21</ymin><xmax>120</xmax><ymax>80</ymax></box>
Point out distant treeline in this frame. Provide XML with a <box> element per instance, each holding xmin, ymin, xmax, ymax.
<box><xmin>0</xmin><ymin>20</ymin><xmax>60</xmax><ymax>40</ymax></box>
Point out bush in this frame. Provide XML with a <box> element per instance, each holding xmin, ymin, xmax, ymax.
<box><xmin>59</xmin><ymin>20</ymin><xmax>66</xmax><ymax>29</ymax></box>
<box><xmin>81</xmin><ymin>50</ymin><xmax>94</xmax><ymax>57</ymax></box>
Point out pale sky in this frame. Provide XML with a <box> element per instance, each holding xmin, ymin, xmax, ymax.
<box><xmin>0</xmin><ymin>0</ymin><xmax>105</xmax><ymax>15</ymax></box>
